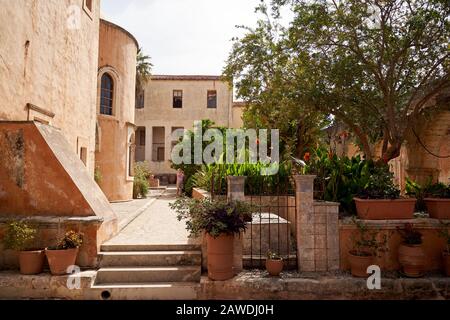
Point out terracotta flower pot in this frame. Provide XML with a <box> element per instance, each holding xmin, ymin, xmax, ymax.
<box><xmin>265</xmin><ymin>259</ymin><xmax>283</xmax><ymax>276</ymax></box>
<box><xmin>206</xmin><ymin>233</ymin><xmax>234</xmax><ymax>281</ymax></box>
<box><xmin>354</xmin><ymin>198</ymin><xmax>416</xmax><ymax>220</ymax></box>
<box><xmin>45</xmin><ymin>248</ymin><xmax>79</xmax><ymax>275</ymax></box>
<box><xmin>424</xmin><ymin>198</ymin><xmax>450</xmax><ymax>220</ymax></box>
<box><xmin>398</xmin><ymin>244</ymin><xmax>425</xmax><ymax>277</ymax></box>
<box><xmin>443</xmin><ymin>251</ymin><xmax>450</xmax><ymax>277</ymax></box>
<box><xmin>19</xmin><ymin>250</ymin><xmax>45</xmax><ymax>275</ymax></box>
<box><xmin>348</xmin><ymin>251</ymin><xmax>374</xmax><ymax>278</ymax></box>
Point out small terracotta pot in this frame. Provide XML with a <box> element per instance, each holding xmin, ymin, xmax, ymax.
<box><xmin>354</xmin><ymin>198</ymin><xmax>416</xmax><ymax>220</ymax></box>
<box><xmin>45</xmin><ymin>248</ymin><xmax>79</xmax><ymax>275</ymax></box>
<box><xmin>443</xmin><ymin>251</ymin><xmax>450</xmax><ymax>277</ymax></box>
<box><xmin>348</xmin><ymin>251</ymin><xmax>374</xmax><ymax>278</ymax></box>
<box><xmin>398</xmin><ymin>244</ymin><xmax>425</xmax><ymax>277</ymax></box>
<box><xmin>19</xmin><ymin>250</ymin><xmax>45</xmax><ymax>275</ymax></box>
<box><xmin>206</xmin><ymin>234</ymin><xmax>234</xmax><ymax>281</ymax></box>
<box><xmin>424</xmin><ymin>198</ymin><xmax>450</xmax><ymax>220</ymax></box>
<box><xmin>266</xmin><ymin>259</ymin><xmax>283</xmax><ymax>276</ymax></box>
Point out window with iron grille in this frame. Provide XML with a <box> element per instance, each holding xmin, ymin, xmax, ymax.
<box><xmin>100</xmin><ymin>73</ymin><xmax>114</xmax><ymax>115</ymax></box>
<box><xmin>207</xmin><ymin>90</ymin><xmax>217</xmax><ymax>108</ymax></box>
<box><xmin>173</xmin><ymin>90</ymin><xmax>183</xmax><ymax>108</ymax></box>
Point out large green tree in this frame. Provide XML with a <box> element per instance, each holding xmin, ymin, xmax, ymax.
<box><xmin>224</xmin><ymin>0</ymin><xmax>449</xmax><ymax>162</ymax></box>
<box><xmin>224</xmin><ymin>6</ymin><xmax>329</xmax><ymax>158</ymax></box>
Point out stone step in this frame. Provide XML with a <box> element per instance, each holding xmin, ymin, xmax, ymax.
<box><xmin>100</xmin><ymin>243</ymin><xmax>201</xmax><ymax>252</ymax></box>
<box><xmin>98</xmin><ymin>251</ymin><xmax>202</xmax><ymax>267</ymax></box>
<box><xmin>95</xmin><ymin>266</ymin><xmax>201</xmax><ymax>284</ymax></box>
<box><xmin>90</xmin><ymin>282</ymin><xmax>199</xmax><ymax>300</ymax></box>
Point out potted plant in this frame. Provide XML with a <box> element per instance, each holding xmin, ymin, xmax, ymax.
<box><xmin>266</xmin><ymin>250</ymin><xmax>283</xmax><ymax>276</ymax></box>
<box><xmin>3</xmin><ymin>221</ymin><xmax>44</xmax><ymax>275</ymax></box>
<box><xmin>45</xmin><ymin>230</ymin><xmax>83</xmax><ymax>275</ymax></box>
<box><xmin>170</xmin><ymin>197</ymin><xmax>254</xmax><ymax>281</ymax></box>
<box><xmin>423</xmin><ymin>182</ymin><xmax>450</xmax><ymax>219</ymax></box>
<box><xmin>347</xmin><ymin>218</ymin><xmax>388</xmax><ymax>277</ymax></box>
<box><xmin>438</xmin><ymin>221</ymin><xmax>450</xmax><ymax>276</ymax></box>
<box><xmin>397</xmin><ymin>224</ymin><xmax>426</xmax><ymax>277</ymax></box>
<box><xmin>354</xmin><ymin>165</ymin><xmax>416</xmax><ymax>219</ymax></box>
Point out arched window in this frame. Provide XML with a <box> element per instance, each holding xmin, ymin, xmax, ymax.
<box><xmin>100</xmin><ymin>73</ymin><xmax>114</xmax><ymax>115</ymax></box>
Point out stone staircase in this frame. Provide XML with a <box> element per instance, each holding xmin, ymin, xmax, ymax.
<box><xmin>92</xmin><ymin>243</ymin><xmax>202</xmax><ymax>300</ymax></box>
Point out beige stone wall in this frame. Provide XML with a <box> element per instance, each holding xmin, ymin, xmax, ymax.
<box><xmin>231</xmin><ymin>103</ymin><xmax>244</xmax><ymax>128</ymax></box>
<box><xmin>135</xmin><ymin>78</ymin><xmax>234</xmax><ymax>174</ymax></box>
<box><xmin>0</xmin><ymin>0</ymin><xmax>101</xmax><ymax>175</ymax></box>
<box><xmin>95</xmin><ymin>19</ymin><xmax>138</xmax><ymax>201</ymax></box>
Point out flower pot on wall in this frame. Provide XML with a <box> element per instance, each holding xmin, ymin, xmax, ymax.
<box><xmin>424</xmin><ymin>198</ymin><xmax>450</xmax><ymax>220</ymax></box>
<box><xmin>206</xmin><ymin>233</ymin><xmax>234</xmax><ymax>281</ymax></box>
<box><xmin>398</xmin><ymin>244</ymin><xmax>425</xmax><ymax>277</ymax></box>
<box><xmin>443</xmin><ymin>251</ymin><xmax>450</xmax><ymax>277</ymax></box>
<box><xmin>354</xmin><ymin>198</ymin><xmax>416</xmax><ymax>220</ymax></box>
<box><xmin>348</xmin><ymin>251</ymin><xmax>374</xmax><ymax>278</ymax></box>
<box><xmin>45</xmin><ymin>248</ymin><xmax>79</xmax><ymax>275</ymax></box>
<box><xmin>19</xmin><ymin>250</ymin><xmax>45</xmax><ymax>275</ymax></box>
<box><xmin>265</xmin><ymin>259</ymin><xmax>283</xmax><ymax>276</ymax></box>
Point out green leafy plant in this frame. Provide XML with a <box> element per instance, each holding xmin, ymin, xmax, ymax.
<box><xmin>305</xmin><ymin>147</ymin><xmax>379</xmax><ymax>214</ymax></box>
<box><xmin>191</xmin><ymin>161</ymin><xmax>293</xmax><ymax>196</ymax></box>
<box><xmin>267</xmin><ymin>250</ymin><xmax>282</xmax><ymax>260</ymax></box>
<box><xmin>356</xmin><ymin>165</ymin><xmax>400</xmax><ymax>200</ymax></box>
<box><xmin>133</xmin><ymin>161</ymin><xmax>151</xmax><ymax>199</ymax></box>
<box><xmin>405</xmin><ymin>177</ymin><xmax>427</xmax><ymax>211</ymax></box>
<box><xmin>169</xmin><ymin>197</ymin><xmax>256</xmax><ymax>238</ymax></box>
<box><xmin>397</xmin><ymin>224</ymin><xmax>422</xmax><ymax>245</ymax></box>
<box><xmin>51</xmin><ymin>231</ymin><xmax>83</xmax><ymax>250</ymax></box>
<box><xmin>349</xmin><ymin>217</ymin><xmax>389</xmax><ymax>257</ymax></box>
<box><xmin>424</xmin><ymin>182</ymin><xmax>450</xmax><ymax>199</ymax></box>
<box><xmin>438</xmin><ymin>221</ymin><xmax>450</xmax><ymax>253</ymax></box>
<box><xmin>3</xmin><ymin>221</ymin><xmax>38</xmax><ymax>251</ymax></box>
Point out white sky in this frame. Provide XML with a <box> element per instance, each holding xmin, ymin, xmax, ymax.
<box><xmin>100</xmin><ymin>0</ymin><xmax>264</xmax><ymax>75</ymax></box>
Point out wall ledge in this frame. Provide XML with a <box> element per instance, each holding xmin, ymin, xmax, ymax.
<box><xmin>339</xmin><ymin>217</ymin><xmax>449</xmax><ymax>229</ymax></box>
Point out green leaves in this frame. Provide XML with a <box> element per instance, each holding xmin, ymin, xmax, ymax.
<box><xmin>169</xmin><ymin>198</ymin><xmax>256</xmax><ymax>238</ymax></box>
<box><xmin>133</xmin><ymin>161</ymin><xmax>151</xmax><ymax>199</ymax></box>
<box><xmin>4</xmin><ymin>221</ymin><xmax>37</xmax><ymax>251</ymax></box>
<box><xmin>225</xmin><ymin>0</ymin><xmax>450</xmax><ymax>161</ymax></box>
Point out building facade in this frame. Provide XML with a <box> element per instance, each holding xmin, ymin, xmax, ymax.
<box><xmin>135</xmin><ymin>75</ymin><xmax>243</xmax><ymax>181</ymax></box>
<box><xmin>95</xmin><ymin>19</ymin><xmax>138</xmax><ymax>201</ymax></box>
<box><xmin>0</xmin><ymin>1</ymin><xmax>138</xmax><ymax>268</ymax></box>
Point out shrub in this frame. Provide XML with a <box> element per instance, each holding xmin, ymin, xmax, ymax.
<box><xmin>3</xmin><ymin>221</ymin><xmax>38</xmax><ymax>251</ymax></box>
<box><xmin>397</xmin><ymin>224</ymin><xmax>422</xmax><ymax>245</ymax></box>
<box><xmin>349</xmin><ymin>217</ymin><xmax>389</xmax><ymax>257</ymax></box>
<box><xmin>305</xmin><ymin>148</ymin><xmax>378</xmax><ymax>214</ymax></box>
<box><xmin>424</xmin><ymin>182</ymin><xmax>450</xmax><ymax>199</ymax></box>
<box><xmin>191</xmin><ymin>161</ymin><xmax>293</xmax><ymax>196</ymax></box>
<box><xmin>405</xmin><ymin>177</ymin><xmax>427</xmax><ymax>211</ymax></box>
<box><xmin>133</xmin><ymin>161</ymin><xmax>151</xmax><ymax>199</ymax></box>
<box><xmin>356</xmin><ymin>165</ymin><xmax>400</xmax><ymax>200</ymax></box>
<box><xmin>52</xmin><ymin>231</ymin><xmax>83</xmax><ymax>250</ymax></box>
<box><xmin>169</xmin><ymin>197</ymin><xmax>256</xmax><ymax>238</ymax></box>
<box><xmin>94</xmin><ymin>166</ymin><xmax>102</xmax><ymax>184</ymax></box>
<box><xmin>267</xmin><ymin>250</ymin><xmax>282</xmax><ymax>260</ymax></box>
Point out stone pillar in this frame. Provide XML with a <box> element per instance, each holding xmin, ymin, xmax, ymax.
<box><xmin>294</xmin><ymin>174</ymin><xmax>340</xmax><ymax>272</ymax></box>
<box><xmin>294</xmin><ymin>175</ymin><xmax>316</xmax><ymax>272</ymax></box>
<box><xmin>227</xmin><ymin>176</ymin><xmax>246</xmax><ymax>275</ymax></box>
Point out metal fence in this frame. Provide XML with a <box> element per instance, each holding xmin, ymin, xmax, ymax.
<box><xmin>212</xmin><ymin>174</ymin><xmax>298</xmax><ymax>270</ymax></box>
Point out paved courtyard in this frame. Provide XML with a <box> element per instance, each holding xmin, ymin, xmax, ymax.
<box><xmin>105</xmin><ymin>187</ymin><xmax>201</xmax><ymax>247</ymax></box>
<box><xmin>110</xmin><ymin>189</ymin><xmax>165</xmax><ymax>231</ymax></box>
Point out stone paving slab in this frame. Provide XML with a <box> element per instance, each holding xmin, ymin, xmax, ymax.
<box><xmin>105</xmin><ymin>187</ymin><xmax>200</xmax><ymax>247</ymax></box>
<box><xmin>110</xmin><ymin>189</ymin><xmax>165</xmax><ymax>231</ymax></box>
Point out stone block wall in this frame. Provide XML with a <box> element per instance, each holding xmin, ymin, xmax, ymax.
<box><xmin>294</xmin><ymin>175</ymin><xmax>340</xmax><ymax>272</ymax></box>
